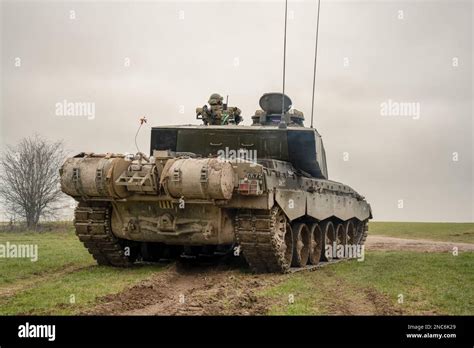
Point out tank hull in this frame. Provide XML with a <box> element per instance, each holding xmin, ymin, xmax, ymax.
<box><xmin>109</xmin><ymin>201</ymin><xmax>235</xmax><ymax>245</ymax></box>
<box><xmin>61</xmin><ymin>124</ymin><xmax>372</xmax><ymax>273</ymax></box>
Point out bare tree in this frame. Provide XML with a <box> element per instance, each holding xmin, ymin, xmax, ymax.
<box><xmin>0</xmin><ymin>135</ymin><xmax>66</xmax><ymax>229</ymax></box>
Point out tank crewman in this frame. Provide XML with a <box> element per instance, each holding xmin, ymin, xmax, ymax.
<box><xmin>196</xmin><ymin>93</ymin><xmax>243</xmax><ymax>125</ymax></box>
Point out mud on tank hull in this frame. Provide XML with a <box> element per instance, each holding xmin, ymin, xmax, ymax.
<box><xmin>110</xmin><ymin>201</ymin><xmax>236</xmax><ymax>245</ymax></box>
<box><xmin>62</xmin><ymin>151</ymin><xmax>371</xmax><ymax>273</ymax></box>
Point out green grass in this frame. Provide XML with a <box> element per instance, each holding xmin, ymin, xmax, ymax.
<box><xmin>0</xmin><ymin>226</ymin><xmax>163</xmax><ymax>315</ymax></box>
<box><xmin>0</xmin><ymin>265</ymin><xmax>163</xmax><ymax>315</ymax></box>
<box><xmin>262</xmin><ymin>251</ymin><xmax>474</xmax><ymax>315</ymax></box>
<box><xmin>263</xmin><ymin>275</ymin><xmax>327</xmax><ymax>315</ymax></box>
<box><xmin>0</xmin><ymin>227</ymin><xmax>94</xmax><ymax>285</ymax></box>
<box><xmin>331</xmin><ymin>251</ymin><xmax>474</xmax><ymax>315</ymax></box>
<box><xmin>1</xmin><ymin>222</ymin><xmax>473</xmax><ymax>315</ymax></box>
<box><xmin>369</xmin><ymin>222</ymin><xmax>474</xmax><ymax>244</ymax></box>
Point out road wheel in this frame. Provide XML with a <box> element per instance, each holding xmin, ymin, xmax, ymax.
<box><xmin>345</xmin><ymin>220</ymin><xmax>358</xmax><ymax>246</ymax></box>
<box><xmin>320</xmin><ymin>221</ymin><xmax>336</xmax><ymax>261</ymax></box>
<box><xmin>308</xmin><ymin>223</ymin><xmax>323</xmax><ymax>265</ymax></box>
<box><xmin>335</xmin><ymin>223</ymin><xmax>346</xmax><ymax>259</ymax></box>
<box><xmin>291</xmin><ymin>223</ymin><xmax>310</xmax><ymax>267</ymax></box>
<box><xmin>349</xmin><ymin>220</ymin><xmax>367</xmax><ymax>246</ymax></box>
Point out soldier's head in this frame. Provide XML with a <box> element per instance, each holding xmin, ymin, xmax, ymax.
<box><xmin>208</xmin><ymin>93</ymin><xmax>223</xmax><ymax>106</ymax></box>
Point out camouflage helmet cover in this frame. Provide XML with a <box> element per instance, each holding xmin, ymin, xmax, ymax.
<box><xmin>208</xmin><ymin>93</ymin><xmax>223</xmax><ymax>105</ymax></box>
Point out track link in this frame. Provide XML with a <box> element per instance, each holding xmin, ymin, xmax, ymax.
<box><xmin>74</xmin><ymin>202</ymin><xmax>134</xmax><ymax>267</ymax></box>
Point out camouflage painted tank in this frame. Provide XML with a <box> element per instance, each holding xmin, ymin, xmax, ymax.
<box><xmin>60</xmin><ymin>93</ymin><xmax>372</xmax><ymax>273</ymax></box>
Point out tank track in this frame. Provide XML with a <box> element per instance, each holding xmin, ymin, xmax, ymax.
<box><xmin>74</xmin><ymin>202</ymin><xmax>134</xmax><ymax>267</ymax></box>
<box><xmin>235</xmin><ymin>207</ymin><xmax>289</xmax><ymax>273</ymax></box>
<box><xmin>359</xmin><ymin>220</ymin><xmax>369</xmax><ymax>245</ymax></box>
<box><xmin>236</xmin><ymin>208</ymin><xmax>369</xmax><ymax>274</ymax></box>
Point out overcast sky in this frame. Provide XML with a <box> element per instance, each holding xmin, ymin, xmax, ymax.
<box><xmin>0</xmin><ymin>0</ymin><xmax>472</xmax><ymax>222</ymax></box>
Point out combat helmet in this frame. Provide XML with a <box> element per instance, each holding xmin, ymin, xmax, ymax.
<box><xmin>208</xmin><ymin>93</ymin><xmax>223</xmax><ymax>105</ymax></box>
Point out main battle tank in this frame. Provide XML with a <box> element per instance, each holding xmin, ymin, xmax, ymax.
<box><xmin>60</xmin><ymin>93</ymin><xmax>372</xmax><ymax>273</ymax></box>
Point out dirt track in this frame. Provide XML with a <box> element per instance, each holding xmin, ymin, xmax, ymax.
<box><xmin>84</xmin><ymin>263</ymin><xmax>276</xmax><ymax>316</ymax></box>
<box><xmin>366</xmin><ymin>235</ymin><xmax>474</xmax><ymax>252</ymax></box>
<box><xmin>84</xmin><ymin>235</ymin><xmax>473</xmax><ymax>316</ymax></box>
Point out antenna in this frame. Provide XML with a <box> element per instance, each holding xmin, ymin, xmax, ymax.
<box><xmin>310</xmin><ymin>0</ymin><xmax>321</xmax><ymax>129</ymax></box>
<box><xmin>224</xmin><ymin>95</ymin><xmax>229</xmax><ymax>110</ymax></box>
<box><xmin>134</xmin><ymin>116</ymin><xmax>147</xmax><ymax>154</ymax></box>
<box><xmin>281</xmin><ymin>0</ymin><xmax>288</xmax><ymax>118</ymax></box>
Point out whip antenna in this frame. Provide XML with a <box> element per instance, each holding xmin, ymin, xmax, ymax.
<box><xmin>282</xmin><ymin>0</ymin><xmax>288</xmax><ymax>117</ymax></box>
<box><xmin>134</xmin><ymin>116</ymin><xmax>147</xmax><ymax>153</ymax></box>
<box><xmin>310</xmin><ymin>0</ymin><xmax>321</xmax><ymax>128</ymax></box>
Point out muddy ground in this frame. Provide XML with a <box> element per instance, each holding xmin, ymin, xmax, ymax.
<box><xmin>83</xmin><ymin>235</ymin><xmax>472</xmax><ymax>316</ymax></box>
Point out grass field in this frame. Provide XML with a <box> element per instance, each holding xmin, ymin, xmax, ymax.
<box><xmin>263</xmin><ymin>251</ymin><xmax>473</xmax><ymax>315</ymax></box>
<box><xmin>369</xmin><ymin>221</ymin><xmax>474</xmax><ymax>243</ymax></box>
<box><xmin>0</xmin><ymin>228</ymin><xmax>163</xmax><ymax>315</ymax></box>
<box><xmin>0</xmin><ymin>222</ymin><xmax>472</xmax><ymax>315</ymax></box>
